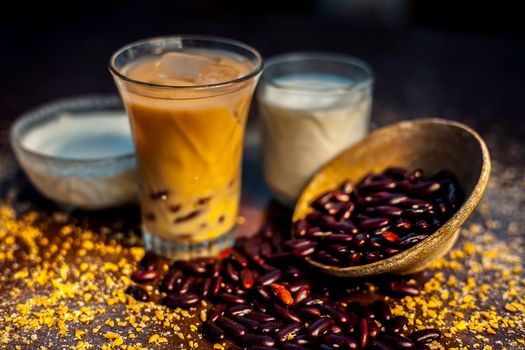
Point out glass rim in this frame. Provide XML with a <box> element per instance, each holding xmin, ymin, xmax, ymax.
<box><xmin>109</xmin><ymin>35</ymin><xmax>264</xmax><ymax>90</ymax></box>
<box><xmin>262</xmin><ymin>51</ymin><xmax>374</xmax><ymax>94</ymax></box>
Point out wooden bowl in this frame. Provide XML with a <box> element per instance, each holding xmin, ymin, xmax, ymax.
<box><xmin>293</xmin><ymin>118</ymin><xmax>491</xmax><ymax>277</ymax></box>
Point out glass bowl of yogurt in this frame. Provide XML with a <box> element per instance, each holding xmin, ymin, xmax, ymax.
<box><xmin>10</xmin><ymin>95</ymin><xmax>137</xmax><ymax>209</ymax></box>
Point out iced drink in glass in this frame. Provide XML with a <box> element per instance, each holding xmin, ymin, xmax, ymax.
<box><xmin>110</xmin><ymin>36</ymin><xmax>262</xmax><ymax>259</ymax></box>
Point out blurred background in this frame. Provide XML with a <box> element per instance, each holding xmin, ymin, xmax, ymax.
<box><xmin>1</xmin><ymin>0</ymin><xmax>524</xmax><ymax>140</ymax></box>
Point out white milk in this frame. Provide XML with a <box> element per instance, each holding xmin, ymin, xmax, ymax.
<box><xmin>258</xmin><ymin>73</ymin><xmax>372</xmax><ymax>206</ymax></box>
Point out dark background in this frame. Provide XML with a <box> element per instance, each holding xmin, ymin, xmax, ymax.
<box><xmin>1</xmin><ymin>0</ymin><xmax>525</xmax><ymax>141</ymax></box>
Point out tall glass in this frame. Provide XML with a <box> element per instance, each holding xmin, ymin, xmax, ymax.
<box><xmin>110</xmin><ymin>36</ymin><xmax>262</xmax><ymax>259</ymax></box>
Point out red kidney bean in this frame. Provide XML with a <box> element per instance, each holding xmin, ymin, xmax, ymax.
<box><xmin>233</xmin><ymin>315</ymin><xmax>259</xmax><ymax>331</ymax></box>
<box><xmin>293</xmin><ymin>224</ymin><xmax>307</xmax><ymax>239</ymax></box>
<box><xmin>211</xmin><ymin>260</ymin><xmax>223</xmax><ymax>278</ymax></box>
<box><xmin>162</xmin><ymin>293</ymin><xmax>200</xmax><ymax>308</ymax></box>
<box><xmin>379</xmin><ymin>334</ymin><xmax>415</xmax><ymax>348</ymax></box>
<box><xmin>218</xmin><ymin>293</ymin><xmax>247</xmax><ymax>305</ymax></box>
<box><xmin>360</xmin><ymin>179</ymin><xmax>397</xmax><ymax>193</ymax></box>
<box><xmin>358</xmin><ymin>218</ymin><xmax>390</xmax><ymax>231</ymax></box>
<box><xmin>330</xmin><ymin>324</ymin><xmax>343</xmax><ymax>334</ymax></box>
<box><xmin>227</xmin><ymin>305</ymin><xmax>252</xmax><ymax>317</ymax></box>
<box><xmin>414</xmin><ymin>345</ymin><xmax>430</xmax><ymax>350</ymax></box>
<box><xmin>259</xmin><ymin>321</ymin><xmax>283</xmax><ymax>334</ymax></box>
<box><xmin>240</xmin><ymin>268</ymin><xmax>255</xmax><ymax>289</ymax></box>
<box><xmin>402</xmin><ymin>207</ymin><xmax>435</xmax><ymax>218</ymax></box>
<box><xmin>307</xmin><ymin>317</ymin><xmax>335</xmax><ymax>338</ymax></box>
<box><xmin>335</xmin><ymin>202</ymin><xmax>355</xmax><ymax>221</ymax></box>
<box><xmin>387</xmin><ymin>316</ymin><xmax>408</xmax><ymax>334</ymax></box>
<box><xmin>226</xmin><ymin>262</ymin><xmax>240</xmax><ymax>282</ymax></box>
<box><xmin>325</xmin><ymin>233</ymin><xmax>354</xmax><ymax>242</ymax></box>
<box><xmin>209</xmin><ymin>303</ymin><xmax>227</xmax><ymax>322</ymax></box>
<box><xmin>312</xmin><ymin>191</ymin><xmax>335</xmax><ymax>211</ymax></box>
<box><xmin>381</xmin><ymin>231</ymin><xmax>399</xmax><ymax>242</ymax></box>
<box><xmin>385</xmin><ymin>247</ymin><xmax>400</xmax><ymax>255</ymax></box>
<box><xmin>202</xmin><ymin>321</ymin><xmax>225</xmax><ymax>342</ymax></box>
<box><xmin>198</xmin><ymin>277</ymin><xmax>212</xmax><ymax>298</ymax></box>
<box><xmin>230</xmin><ymin>250</ymin><xmax>249</xmax><ymax>268</ymax></box>
<box><xmin>395</xmin><ymin>218</ymin><xmax>413</xmax><ymax>230</ymax></box>
<box><xmin>130</xmin><ymin>269</ymin><xmax>159</xmax><ymax>283</ymax></box>
<box><xmin>388</xmin><ymin>281</ymin><xmax>421</xmax><ymax>296</ymax></box>
<box><xmin>259</xmin><ymin>242</ymin><xmax>273</xmax><ymax>257</ymax></box>
<box><xmin>255</xmin><ymin>285</ymin><xmax>272</xmax><ymax>301</ymax></box>
<box><xmin>306</xmin><ymin>228</ymin><xmax>331</xmax><ymax>238</ymax></box>
<box><xmin>398</xmin><ymin>233</ymin><xmax>429</xmax><ymax>247</ymax></box>
<box><xmin>139</xmin><ymin>252</ymin><xmax>157</xmax><ymax>271</ymax></box>
<box><xmin>245</xmin><ymin>311</ymin><xmax>276</xmax><ymax>323</ymax></box>
<box><xmin>294</xmin><ymin>286</ymin><xmax>310</xmax><ymax>304</ymax></box>
<box><xmin>323</xmin><ymin>334</ymin><xmax>359</xmax><ymax>350</ymax></box>
<box><xmin>301</xmin><ymin>296</ymin><xmax>327</xmax><ymax>306</ymax></box>
<box><xmin>241</xmin><ymin>334</ymin><xmax>276</xmax><ymax>347</ymax></box>
<box><xmin>324</xmin><ymin>222</ymin><xmax>359</xmax><ymax>235</ymax></box>
<box><xmin>284</xmin><ymin>239</ymin><xmax>312</xmax><ymax>250</ymax></box>
<box><xmin>398</xmin><ymin>198</ymin><xmax>434</xmax><ymax>210</ymax></box>
<box><xmin>211</xmin><ymin>275</ymin><xmax>223</xmax><ymax>296</ymax></box>
<box><xmin>159</xmin><ymin>268</ymin><xmax>182</xmax><ymax>293</ymax></box>
<box><xmin>258</xmin><ymin>270</ymin><xmax>282</xmax><ymax>286</ymax></box>
<box><xmin>320</xmin><ymin>305</ymin><xmax>349</xmax><ymax>324</ymax></box>
<box><xmin>358</xmin><ymin>317</ymin><xmax>369</xmax><ymax>348</ymax></box>
<box><xmin>369</xmin><ymin>237</ymin><xmax>383</xmax><ymax>250</ymax></box>
<box><xmin>178</xmin><ymin>276</ymin><xmax>196</xmax><ymax>294</ymax></box>
<box><xmin>282</xmin><ymin>344</ymin><xmax>308</xmax><ymax>350</ymax></box>
<box><xmin>292</xmin><ymin>242</ymin><xmax>318</xmax><ymax>257</ymax></box>
<box><xmin>340</xmin><ymin>180</ymin><xmax>354</xmax><ymax>194</ymax></box>
<box><xmin>175</xmin><ymin>260</ymin><xmax>208</xmax><ymax>275</ymax></box>
<box><xmin>286</xmin><ymin>266</ymin><xmax>304</xmax><ymax>280</ymax></box>
<box><xmin>125</xmin><ymin>285</ymin><xmax>149</xmax><ymax>302</ymax></box>
<box><xmin>331</xmin><ymin>190</ymin><xmax>350</xmax><ymax>202</ymax></box>
<box><xmin>277</xmin><ymin>323</ymin><xmax>303</xmax><ymax>342</ymax></box>
<box><xmin>364</xmin><ymin>251</ymin><xmax>383</xmax><ymax>262</ymax></box>
<box><xmin>369</xmin><ymin>319</ymin><xmax>380</xmax><ymax>337</ymax></box>
<box><xmin>385</xmin><ymin>167</ymin><xmax>409</xmax><ymax>180</ymax></box>
<box><xmin>274</xmin><ymin>304</ymin><xmax>302</xmax><ymax>323</ymax></box>
<box><xmin>370</xmin><ymin>339</ymin><xmax>394</xmax><ymax>350</ymax></box>
<box><xmin>409</xmin><ymin>181</ymin><xmax>441</xmax><ymax>195</ymax></box>
<box><xmin>371</xmin><ymin>300</ymin><xmax>392</xmax><ymax>321</ymax></box>
<box><xmin>298</xmin><ymin>307</ymin><xmax>322</xmax><ymax>319</ymax></box>
<box><xmin>305</xmin><ymin>211</ymin><xmax>323</xmax><ymax>225</ymax></box>
<box><xmin>409</xmin><ymin>329</ymin><xmax>442</xmax><ymax>344</ymax></box>
<box><xmin>216</xmin><ymin>316</ymin><xmax>247</xmax><ymax>338</ymax></box>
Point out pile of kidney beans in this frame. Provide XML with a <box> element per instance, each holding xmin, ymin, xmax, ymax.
<box><xmin>289</xmin><ymin>168</ymin><xmax>463</xmax><ymax>267</ymax></box>
<box><xmin>127</xmin><ymin>207</ymin><xmax>446</xmax><ymax>349</ymax></box>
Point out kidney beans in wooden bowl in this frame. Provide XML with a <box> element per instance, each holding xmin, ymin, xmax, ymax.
<box><xmin>292</xmin><ymin>119</ymin><xmax>490</xmax><ymax>277</ymax></box>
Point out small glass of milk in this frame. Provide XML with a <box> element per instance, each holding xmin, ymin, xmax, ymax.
<box><xmin>257</xmin><ymin>52</ymin><xmax>374</xmax><ymax>207</ymax></box>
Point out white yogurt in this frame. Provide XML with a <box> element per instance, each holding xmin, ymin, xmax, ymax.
<box><xmin>258</xmin><ymin>73</ymin><xmax>372</xmax><ymax>206</ymax></box>
<box><xmin>22</xmin><ymin>111</ymin><xmax>134</xmax><ymax>159</ymax></box>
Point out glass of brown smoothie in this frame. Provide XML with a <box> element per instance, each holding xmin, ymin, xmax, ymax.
<box><xmin>110</xmin><ymin>36</ymin><xmax>262</xmax><ymax>259</ymax></box>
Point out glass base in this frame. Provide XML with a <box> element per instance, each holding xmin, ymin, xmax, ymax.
<box><xmin>143</xmin><ymin>227</ymin><xmax>235</xmax><ymax>260</ymax></box>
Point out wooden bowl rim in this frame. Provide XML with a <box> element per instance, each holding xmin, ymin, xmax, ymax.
<box><xmin>292</xmin><ymin>118</ymin><xmax>491</xmax><ymax>277</ymax></box>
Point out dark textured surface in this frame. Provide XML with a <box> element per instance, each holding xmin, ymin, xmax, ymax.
<box><xmin>1</xmin><ymin>14</ymin><xmax>524</xmax><ymax>349</ymax></box>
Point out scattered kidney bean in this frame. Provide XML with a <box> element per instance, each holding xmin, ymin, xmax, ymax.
<box><xmin>125</xmin><ymin>178</ymin><xmax>446</xmax><ymax>349</ymax></box>
<box><xmin>124</xmin><ymin>285</ymin><xmax>149</xmax><ymax>302</ymax></box>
